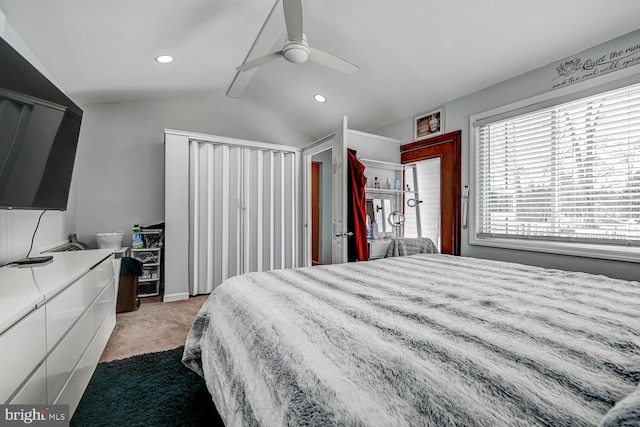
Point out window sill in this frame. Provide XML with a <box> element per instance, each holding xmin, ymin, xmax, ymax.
<box><xmin>469</xmin><ymin>235</ymin><xmax>640</xmax><ymax>263</ymax></box>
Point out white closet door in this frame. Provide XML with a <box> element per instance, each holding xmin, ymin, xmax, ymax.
<box><xmin>246</xmin><ymin>150</ymin><xmax>296</xmax><ymax>272</ymax></box>
<box><xmin>190</xmin><ymin>142</ymin><xmax>234</xmax><ymax>295</ymax></box>
<box><xmin>189</xmin><ymin>141</ymin><xmax>296</xmax><ymax>294</ymax></box>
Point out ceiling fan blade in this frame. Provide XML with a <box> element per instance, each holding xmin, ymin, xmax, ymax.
<box><xmin>227</xmin><ymin>69</ymin><xmax>258</xmax><ymax>98</ymax></box>
<box><xmin>282</xmin><ymin>0</ymin><xmax>304</xmax><ymax>42</ymax></box>
<box><xmin>227</xmin><ymin>0</ymin><xmax>286</xmax><ymax>98</ymax></box>
<box><xmin>236</xmin><ymin>51</ymin><xmax>284</xmax><ymax>72</ymax></box>
<box><xmin>309</xmin><ymin>47</ymin><xmax>358</xmax><ymax>75</ymax></box>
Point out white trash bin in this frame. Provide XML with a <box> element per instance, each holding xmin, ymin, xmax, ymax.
<box><xmin>96</xmin><ymin>230</ymin><xmax>124</xmax><ymax>249</ymax></box>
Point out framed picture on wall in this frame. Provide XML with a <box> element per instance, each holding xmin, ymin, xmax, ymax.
<box><xmin>414</xmin><ymin>108</ymin><xmax>444</xmax><ymax>141</ymax></box>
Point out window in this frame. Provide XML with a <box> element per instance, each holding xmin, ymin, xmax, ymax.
<box><xmin>472</xmin><ymin>80</ymin><xmax>640</xmax><ymax>261</ymax></box>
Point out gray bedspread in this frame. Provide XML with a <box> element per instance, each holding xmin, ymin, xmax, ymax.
<box><xmin>183</xmin><ymin>254</ymin><xmax>640</xmax><ymax>426</ymax></box>
<box><xmin>385</xmin><ymin>237</ymin><xmax>439</xmax><ymax>257</ymax></box>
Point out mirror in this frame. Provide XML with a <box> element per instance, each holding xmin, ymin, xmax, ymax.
<box><xmin>388</xmin><ymin>211</ymin><xmax>405</xmax><ymax>237</ymax></box>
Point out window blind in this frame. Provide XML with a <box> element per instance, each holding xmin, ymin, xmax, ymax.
<box><xmin>476</xmin><ymin>82</ymin><xmax>640</xmax><ymax>246</ymax></box>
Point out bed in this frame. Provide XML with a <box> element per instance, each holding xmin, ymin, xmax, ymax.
<box><xmin>183</xmin><ymin>254</ymin><xmax>640</xmax><ymax>426</ymax></box>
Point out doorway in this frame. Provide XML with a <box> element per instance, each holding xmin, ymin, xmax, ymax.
<box><xmin>401</xmin><ymin>130</ymin><xmax>461</xmax><ymax>255</ymax></box>
<box><xmin>404</xmin><ymin>158</ymin><xmax>441</xmax><ymax>250</ymax></box>
<box><xmin>311</xmin><ymin>162</ymin><xmax>321</xmax><ymax>265</ymax></box>
<box><xmin>310</xmin><ymin>150</ymin><xmax>333</xmax><ymax>265</ymax></box>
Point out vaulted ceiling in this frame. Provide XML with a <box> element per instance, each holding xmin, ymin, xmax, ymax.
<box><xmin>1</xmin><ymin>0</ymin><xmax>640</xmax><ymax>139</ymax></box>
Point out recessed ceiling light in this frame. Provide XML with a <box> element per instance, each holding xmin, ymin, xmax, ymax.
<box><xmin>155</xmin><ymin>55</ymin><xmax>174</xmax><ymax>64</ymax></box>
<box><xmin>314</xmin><ymin>94</ymin><xmax>326</xmax><ymax>103</ymax></box>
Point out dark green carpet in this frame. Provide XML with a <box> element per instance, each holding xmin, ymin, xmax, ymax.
<box><xmin>71</xmin><ymin>347</ymin><xmax>224</xmax><ymax>427</ymax></box>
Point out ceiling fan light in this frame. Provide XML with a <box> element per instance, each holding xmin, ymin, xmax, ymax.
<box><xmin>283</xmin><ymin>44</ymin><xmax>310</xmax><ymax>63</ymax></box>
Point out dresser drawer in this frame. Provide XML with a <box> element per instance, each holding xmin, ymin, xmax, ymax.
<box><xmin>369</xmin><ymin>240</ymin><xmax>391</xmax><ymax>259</ymax></box>
<box><xmin>93</xmin><ymin>256</ymin><xmax>114</xmax><ymax>297</ymax></box>
<box><xmin>45</xmin><ymin>272</ymin><xmax>94</xmax><ymax>353</ymax></box>
<box><xmin>9</xmin><ymin>362</ymin><xmax>47</xmax><ymax>405</ymax></box>
<box><xmin>47</xmin><ymin>304</ymin><xmax>95</xmax><ymax>404</ymax></box>
<box><xmin>0</xmin><ymin>308</ymin><xmax>46</xmax><ymax>403</ymax></box>
<box><xmin>95</xmin><ymin>279</ymin><xmax>116</xmax><ymax>329</ymax></box>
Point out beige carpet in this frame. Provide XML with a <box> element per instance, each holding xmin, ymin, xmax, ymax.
<box><xmin>100</xmin><ymin>295</ymin><xmax>209</xmax><ymax>362</ymax></box>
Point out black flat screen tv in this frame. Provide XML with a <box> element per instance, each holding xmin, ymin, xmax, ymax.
<box><xmin>0</xmin><ymin>35</ymin><xmax>82</xmax><ymax>210</ymax></box>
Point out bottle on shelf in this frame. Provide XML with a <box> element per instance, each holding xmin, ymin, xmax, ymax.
<box><xmin>132</xmin><ymin>224</ymin><xmax>144</xmax><ymax>249</ymax></box>
<box><xmin>394</xmin><ymin>178</ymin><xmax>401</xmax><ymax>191</ymax></box>
<box><xmin>385</xmin><ymin>178</ymin><xmax>391</xmax><ymax>189</ymax></box>
<box><xmin>374</xmin><ymin>177</ymin><xmax>380</xmax><ymax>189</ymax></box>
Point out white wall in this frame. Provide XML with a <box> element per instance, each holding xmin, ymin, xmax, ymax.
<box><xmin>74</xmin><ymin>96</ymin><xmax>314</xmax><ymax>249</ymax></box>
<box><xmin>348</xmin><ymin>131</ymin><xmax>401</xmax><ymax>163</ymax></box>
<box><xmin>372</xmin><ymin>29</ymin><xmax>640</xmax><ymax>281</ymax></box>
<box><xmin>0</xmin><ymin>16</ymin><xmax>75</xmax><ymax>266</ymax></box>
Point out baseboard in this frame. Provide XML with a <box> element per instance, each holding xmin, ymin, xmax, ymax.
<box><xmin>163</xmin><ymin>292</ymin><xmax>190</xmax><ymax>303</ymax></box>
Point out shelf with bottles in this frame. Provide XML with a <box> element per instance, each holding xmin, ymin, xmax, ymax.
<box><xmin>129</xmin><ymin>225</ymin><xmax>164</xmax><ymax>298</ymax></box>
<box><xmin>365</xmin><ymin>187</ymin><xmax>418</xmax><ymax>196</ymax></box>
<box><xmin>367</xmin><ymin>176</ymin><xmax>404</xmax><ymax>192</ymax></box>
<box><xmin>361</xmin><ymin>157</ymin><xmax>416</xmax><ymax>195</ymax></box>
<box><xmin>139</xmin><ymin>265</ymin><xmax>160</xmax><ymax>282</ymax></box>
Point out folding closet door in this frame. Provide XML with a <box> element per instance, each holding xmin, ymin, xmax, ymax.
<box><xmin>190</xmin><ymin>142</ymin><xmax>232</xmax><ymax>295</ymax></box>
<box><xmin>189</xmin><ymin>140</ymin><xmax>296</xmax><ymax>295</ymax></box>
<box><xmin>243</xmin><ymin>149</ymin><xmax>297</xmax><ymax>273</ymax></box>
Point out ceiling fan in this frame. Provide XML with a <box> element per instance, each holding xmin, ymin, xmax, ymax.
<box><xmin>235</xmin><ymin>0</ymin><xmax>358</xmax><ymax>76</ymax></box>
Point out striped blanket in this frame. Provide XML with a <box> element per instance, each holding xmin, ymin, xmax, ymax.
<box><xmin>183</xmin><ymin>254</ymin><xmax>640</xmax><ymax>426</ymax></box>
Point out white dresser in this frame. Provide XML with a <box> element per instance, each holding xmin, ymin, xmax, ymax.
<box><xmin>0</xmin><ymin>249</ymin><xmax>117</xmax><ymax>416</ymax></box>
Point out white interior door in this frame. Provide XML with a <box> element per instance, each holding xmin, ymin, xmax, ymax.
<box><xmin>332</xmin><ymin>117</ymin><xmax>348</xmax><ymax>264</ymax></box>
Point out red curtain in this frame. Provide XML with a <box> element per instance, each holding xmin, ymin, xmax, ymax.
<box><xmin>347</xmin><ymin>149</ymin><xmax>369</xmax><ymax>261</ymax></box>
